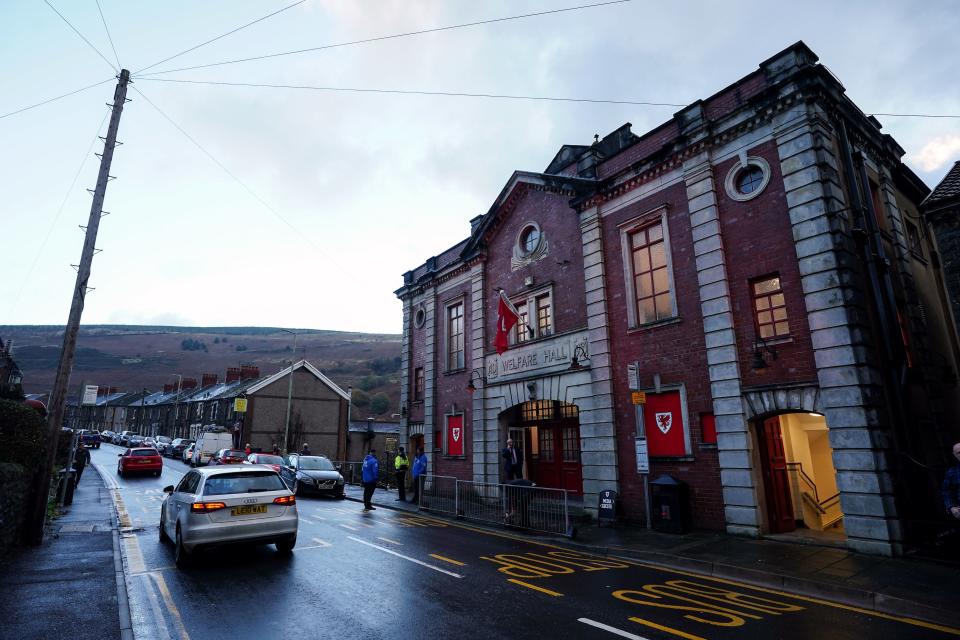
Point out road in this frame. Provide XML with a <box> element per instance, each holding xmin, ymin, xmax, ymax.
<box><xmin>91</xmin><ymin>445</ymin><xmax>959</xmax><ymax>640</ymax></box>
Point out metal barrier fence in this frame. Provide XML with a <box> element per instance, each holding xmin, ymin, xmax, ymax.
<box><xmin>417</xmin><ymin>475</ymin><xmax>571</xmax><ymax>537</ymax></box>
<box><xmin>418</xmin><ymin>475</ymin><xmax>458</xmax><ymax>516</ymax></box>
<box><xmin>333</xmin><ymin>459</ymin><xmax>402</xmax><ymax>490</ymax></box>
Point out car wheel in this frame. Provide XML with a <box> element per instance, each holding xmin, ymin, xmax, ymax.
<box><xmin>292</xmin><ymin>480</ymin><xmax>300</xmax><ymax>496</ymax></box>
<box><xmin>117</xmin><ymin>466</ymin><xmax>123</xmax><ymax>477</ymax></box>
<box><xmin>159</xmin><ymin>513</ymin><xmax>169</xmax><ymax>544</ymax></box>
<box><xmin>174</xmin><ymin>525</ymin><xmax>191</xmax><ymax>567</ymax></box>
<box><xmin>155</xmin><ymin>470</ymin><xmax>161</xmax><ymax>477</ymax></box>
<box><xmin>337</xmin><ymin>491</ymin><xmax>346</xmax><ymax>500</ymax></box>
<box><xmin>275</xmin><ymin>535</ymin><xmax>296</xmax><ymax>554</ymax></box>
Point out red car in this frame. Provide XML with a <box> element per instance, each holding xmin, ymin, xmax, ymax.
<box><xmin>211</xmin><ymin>449</ymin><xmax>247</xmax><ymax>465</ymax></box>
<box><xmin>118</xmin><ymin>447</ymin><xmax>162</xmax><ymax>477</ymax></box>
<box><xmin>245</xmin><ymin>453</ymin><xmax>285</xmax><ymax>473</ymax></box>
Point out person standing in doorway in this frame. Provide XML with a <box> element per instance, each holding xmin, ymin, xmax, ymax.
<box><xmin>502</xmin><ymin>438</ymin><xmax>523</xmax><ymax>481</ymax></box>
<box><xmin>74</xmin><ymin>444</ymin><xmax>91</xmax><ymax>486</ymax></box>
<box><xmin>394</xmin><ymin>447</ymin><xmax>409</xmax><ymax>501</ymax></box>
<box><xmin>362</xmin><ymin>449</ymin><xmax>379</xmax><ymax>510</ymax></box>
<box><xmin>410</xmin><ymin>447</ymin><xmax>427</xmax><ymax>504</ymax></box>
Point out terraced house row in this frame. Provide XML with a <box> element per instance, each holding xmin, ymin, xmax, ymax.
<box><xmin>395</xmin><ymin>42</ymin><xmax>960</xmax><ymax>556</ymax></box>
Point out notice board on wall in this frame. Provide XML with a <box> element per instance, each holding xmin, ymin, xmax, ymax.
<box><xmin>447</xmin><ymin>415</ymin><xmax>464</xmax><ymax>456</ymax></box>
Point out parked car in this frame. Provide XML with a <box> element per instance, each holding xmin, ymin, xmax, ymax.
<box><xmin>279</xmin><ymin>455</ymin><xmax>345</xmax><ymax>498</ymax></box>
<box><xmin>245</xmin><ymin>453</ymin><xmax>284</xmax><ymax>473</ymax></box>
<box><xmin>159</xmin><ymin>466</ymin><xmax>298</xmax><ymax>567</ymax></box>
<box><xmin>101</xmin><ymin>430</ymin><xmax>115</xmax><ymax>443</ymax></box>
<box><xmin>154</xmin><ymin>436</ymin><xmax>173</xmax><ymax>455</ymax></box>
<box><xmin>117</xmin><ymin>447</ymin><xmax>163</xmax><ymax>477</ymax></box>
<box><xmin>191</xmin><ymin>429</ymin><xmax>233</xmax><ymax>467</ymax></box>
<box><xmin>182</xmin><ymin>443</ymin><xmax>196</xmax><ymax>464</ymax></box>
<box><xmin>167</xmin><ymin>438</ymin><xmax>194</xmax><ymax>459</ymax></box>
<box><xmin>118</xmin><ymin>431</ymin><xmax>135</xmax><ymax>446</ymax></box>
<box><xmin>78</xmin><ymin>430</ymin><xmax>101</xmax><ymax>449</ymax></box>
<box><xmin>129</xmin><ymin>435</ymin><xmax>145</xmax><ymax>447</ymax></box>
<box><xmin>210</xmin><ymin>449</ymin><xmax>247</xmax><ymax>465</ymax></box>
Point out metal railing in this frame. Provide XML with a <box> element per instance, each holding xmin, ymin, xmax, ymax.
<box><xmin>334</xmin><ymin>459</ymin><xmax>404</xmax><ymax>490</ymax></box>
<box><xmin>417</xmin><ymin>475</ymin><xmax>571</xmax><ymax>537</ymax></box>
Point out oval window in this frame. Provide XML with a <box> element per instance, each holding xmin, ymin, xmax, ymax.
<box><xmin>414</xmin><ymin>308</ymin><xmax>426</xmax><ymax>328</ymax></box>
<box><xmin>520</xmin><ymin>226</ymin><xmax>541</xmax><ymax>254</ymax></box>
<box><xmin>736</xmin><ymin>165</ymin><xmax>765</xmax><ymax>195</ymax></box>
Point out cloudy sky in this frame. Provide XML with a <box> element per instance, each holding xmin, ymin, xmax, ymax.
<box><xmin>2</xmin><ymin>0</ymin><xmax>958</xmax><ymax>334</ymax></box>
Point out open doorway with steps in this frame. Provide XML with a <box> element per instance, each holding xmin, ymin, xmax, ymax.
<box><xmin>757</xmin><ymin>412</ymin><xmax>846</xmax><ymax>542</ymax></box>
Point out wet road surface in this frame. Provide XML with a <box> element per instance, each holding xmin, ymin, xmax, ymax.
<box><xmin>91</xmin><ymin>445</ymin><xmax>960</xmax><ymax>640</ymax></box>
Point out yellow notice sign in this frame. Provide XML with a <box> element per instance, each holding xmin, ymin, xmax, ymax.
<box><xmin>234</xmin><ymin>398</ymin><xmax>248</xmax><ymax>413</ymax></box>
<box><xmin>631</xmin><ymin>391</ymin><xmax>646</xmax><ymax>405</ymax></box>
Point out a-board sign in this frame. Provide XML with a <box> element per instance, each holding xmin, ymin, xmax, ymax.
<box><xmin>598</xmin><ymin>489</ymin><xmax>617</xmax><ymax>526</ymax></box>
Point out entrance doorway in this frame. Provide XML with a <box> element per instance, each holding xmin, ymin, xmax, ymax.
<box><xmin>511</xmin><ymin>400</ymin><xmax>583</xmax><ymax>494</ymax></box>
<box><xmin>756</xmin><ymin>413</ymin><xmax>845</xmax><ymax>537</ymax></box>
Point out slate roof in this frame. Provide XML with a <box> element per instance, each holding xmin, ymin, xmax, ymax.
<box><xmin>923</xmin><ymin>161</ymin><xmax>960</xmax><ymax>208</ymax></box>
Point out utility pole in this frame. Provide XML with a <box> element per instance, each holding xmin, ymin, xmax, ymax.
<box><xmin>26</xmin><ymin>70</ymin><xmax>131</xmax><ymax>546</ymax></box>
<box><xmin>281</xmin><ymin>329</ymin><xmax>298</xmax><ymax>454</ymax></box>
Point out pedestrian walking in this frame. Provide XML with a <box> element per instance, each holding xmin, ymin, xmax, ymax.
<box><xmin>300</xmin><ymin>443</ymin><xmax>311</xmax><ymax>456</ymax></box>
<box><xmin>244</xmin><ymin>443</ymin><xmax>252</xmax><ymax>455</ymax></box>
<box><xmin>232</xmin><ymin>423</ymin><xmax>241</xmax><ymax>449</ymax></box>
<box><xmin>362</xmin><ymin>449</ymin><xmax>379</xmax><ymax>510</ymax></box>
<box><xmin>272</xmin><ymin>443</ymin><xmax>280</xmax><ymax>456</ymax></box>
<box><xmin>74</xmin><ymin>445</ymin><xmax>91</xmax><ymax>486</ymax></box>
<box><xmin>410</xmin><ymin>447</ymin><xmax>427</xmax><ymax>504</ymax></box>
<box><xmin>502</xmin><ymin>438</ymin><xmax>523</xmax><ymax>481</ymax></box>
<box><xmin>394</xmin><ymin>447</ymin><xmax>409</xmax><ymax>501</ymax></box>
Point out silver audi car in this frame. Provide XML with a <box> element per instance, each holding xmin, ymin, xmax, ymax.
<box><xmin>160</xmin><ymin>466</ymin><xmax>298</xmax><ymax>567</ymax></box>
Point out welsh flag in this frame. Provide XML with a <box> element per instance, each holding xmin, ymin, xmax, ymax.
<box><xmin>493</xmin><ymin>290</ymin><xmax>520</xmax><ymax>355</ymax></box>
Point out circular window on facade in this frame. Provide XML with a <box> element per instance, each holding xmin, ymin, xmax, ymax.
<box><xmin>414</xmin><ymin>307</ymin><xmax>426</xmax><ymax>328</ymax></box>
<box><xmin>724</xmin><ymin>157</ymin><xmax>771</xmax><ymax>202</ymax></box>
<box><xmin>519</xmin><ymin>224</ymin><xmax>542</xmax><ymax>255</ymax></box>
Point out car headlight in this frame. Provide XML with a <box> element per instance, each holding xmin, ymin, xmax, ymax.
<box><xmin>337</xmin><ymin>475</ymin><xmax>344</xmax><ymax>485</ymax></box>
<box><xmin>300</xmin><ymin>475</ymin><xmax>314</xmax><ymax>484</ymax></box>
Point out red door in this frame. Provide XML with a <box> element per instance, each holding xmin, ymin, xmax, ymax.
<box><xmin>526</xmin><ymin>420</ymin><xmax>583</xmax><ymax>495</ymax></box>
<box><xmin>758</xmin><ymin>416</ymin><xmax>795</xmax><ymax>533</ymax></box>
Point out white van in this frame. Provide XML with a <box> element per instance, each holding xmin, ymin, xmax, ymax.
<box><xmin>191</xmin><ymin>429</ymin><xmax>234</xmax><ymax>466</ymax></box>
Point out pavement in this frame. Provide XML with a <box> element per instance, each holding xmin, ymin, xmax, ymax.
<box><xmin>343</xmin><ymin>482</ymin><xmax>960</xmax><ymax>629</ymax></box>
<box><xmin>0</xmin><ymin>463</ymin><xmax>130</xmax><ymax>640</ymax></box>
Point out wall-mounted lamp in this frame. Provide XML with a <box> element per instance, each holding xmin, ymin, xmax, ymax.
<box><xmin>569</xmin><ymin>344</ymin><xmax>590</xmax><ymax>370</ymax></box>
<box><xmin>751</xmin><ymin>335</ymin><xmax>778</xmax><ymax>371</ymax></box>
<box><xmin>466</xmin><ymin>368</ymin><xmax>486</xmax><ymax>394</ymax></box>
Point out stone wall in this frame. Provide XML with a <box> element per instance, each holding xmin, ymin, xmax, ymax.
<box><xmin>0</xmin><ymin>463</ymin><xmax>31</xmax><ymax>554</ymax></box>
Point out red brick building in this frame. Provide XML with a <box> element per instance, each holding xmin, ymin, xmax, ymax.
<box><xmin>396</xmin><ymin>42</ymin><xmax>960</xmax><ymax>555</ymax></box>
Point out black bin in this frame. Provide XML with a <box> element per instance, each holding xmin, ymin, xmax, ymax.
<box><xmin>650</xmin><ymin>474</ymin><xmax>691</xmax><ymax>534</ymax></box>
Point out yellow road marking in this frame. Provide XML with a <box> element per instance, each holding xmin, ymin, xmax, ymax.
<box><xmin>508</xmin><ymin>579</ymin><xmax>563</xmax><ymax>597</ymax></box>
<box><xmin>408</xmin><ymin>512</ymin><xmax>960</xmax><ymax>637</ymax></box>
<box><xmin>430</xmin><ymin>553</ymin><xmax>466</xmax><ymax>567</ymax></box>
<box><xmin>628</xmin><ymin>617</ymin><xmax>706</xmax><ymax>640</ymax></box>
<box><xmin>150</xmin><ymin>572</ymin><xmax>192</xmax><ymax>640</ymax></box>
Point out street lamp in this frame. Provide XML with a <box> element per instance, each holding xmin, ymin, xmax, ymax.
<box><xmin>281</xmin><ymin>329</ymin><xmax>298</xmax><ymax>454</ymax></box>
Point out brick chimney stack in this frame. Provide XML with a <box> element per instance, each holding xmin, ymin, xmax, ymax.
<box><xmin>97</xmin><ymin>386</ymin><xmax>107</xmax><ymax>397</ymax></box>
<box><xmin>201</xmin><ymin>373</ymin><xmax>218</xmax><ymax>387</ymax></box>
<box><xmin>163</xmin><ymin>384</ymin><xmax>173</xmax><ymax>394</ymax></box>
<box><xmin>226</xmin><ymin>367</ymin><xmax>241</xmax><ymax>383</ymax></box>
<box><xmin>240</xmin><ymin>365</ymin><xmax>260</xmax><ymax>380</ymax></box>
<box><xmin>181</xmin><ymin>378</ymin><xmax>198</xmax><ymax>390</ymax></box>
<box><xmin>109</xmin><ymin>386</ymin><xmax>118</xmax><ymax>395</ymax></box>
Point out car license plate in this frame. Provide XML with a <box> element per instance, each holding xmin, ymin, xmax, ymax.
<box><xmin>231</xmin><ymin>505</ymin><xmax>267</xmax><ymax>516</ymax></box>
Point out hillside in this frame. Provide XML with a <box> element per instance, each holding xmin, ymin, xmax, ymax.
<box><xmin>1</xmin><ymin>325</ymin><xmax>402</xmax><ymax>419</ymax></box>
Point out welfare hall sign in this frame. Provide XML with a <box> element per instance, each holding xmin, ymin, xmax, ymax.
<box><xmin>485</xmin><ymin>331</ymin><xmax>589</xmax><ymax>383</ymax></box>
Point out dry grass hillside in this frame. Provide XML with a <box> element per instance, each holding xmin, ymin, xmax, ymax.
<box><xmin>1</xmin><ymin>325</ymin><xmax>402</xmax><ymax>419</ymax></box>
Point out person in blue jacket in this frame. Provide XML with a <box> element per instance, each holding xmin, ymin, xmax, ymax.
<box><xmin>409</xmin><ymin>447</ymin><xmax>427</xmax><ymax>504</ymax></box>
<box><xmin>362</xmin><ymin>449</ymin><xmax>380</xmax><ymax>510</ymax></box>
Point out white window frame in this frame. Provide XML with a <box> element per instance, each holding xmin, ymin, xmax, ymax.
<box><xmin>619</xmin><ymin>206</ymin><xmax>678</xmax><ymax>328</ymax></box>
<box><xmin>444</xmin><ymin>297</ymin><xmax>466</xmax><ymax>371</ymax></box>
<box><xmin>509</xmin><ymin>284</ymin><xmax>554</xmax><ymax>345</ymax></box>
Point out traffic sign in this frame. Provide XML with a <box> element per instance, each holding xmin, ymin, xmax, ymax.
<box><xmin>635</xmin><ymin>437</ymin><xmax>649</xmax><ymax>473</ymax></box>
<box><xmin>82</xmin><ymin>385</ymin><xmax>99</xmax><ymax>406</ymax></box>
<box><xmin>234</xmin><ymin>398</ymin><xmax>248</xmax><ymax>413</ymax></box>
<box><xmin>631</xmin><ymin>391</ymin><xmax>646</xmax><ymax>405</ymax></box>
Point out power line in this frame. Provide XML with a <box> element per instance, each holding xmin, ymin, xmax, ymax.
<box><xmin>10</xmin><ymin>110</ymin><xmax>111</xmax><ymax>316</ymax></box>
<box><xmin>95</xmin><ymin>0</ymin><xmax>122</xmax><ymax>69</ymax></box>
<box><xmin>42</xmin><ymin>0</ymin><xmax>117</xmax><ymax>72</ymax></box>
<box><xmin>130</xmin><ymin>85</ymin><xmax>357</xmax><ymax>283</ymax></box>
<box><xmin>0</xmin><ymin>77</ymin><xmax>115</xmax><ymax>121</ymax></box>
<box><xmin>139</xmin><ymin>78</ymin><xmax>960</xmax><ymax>119</ymax></box>
<box><xmin>140</xmin><ymin>77</ymin><xmax>687</xmax><ymax>108</ymax></box>
<box><xmin>135</xmin><ymin>0</ymin><xmax>632</xmax><ymax>77</ymax></box>
<box><xmin>132</xmin><ymin>0</ymin><xmax>307</xmax><ymax>76</ymax></box>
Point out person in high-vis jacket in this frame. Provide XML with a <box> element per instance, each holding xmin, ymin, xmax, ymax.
<box><xmin>394</xmin><ymin>447</ymin><xmax>409</xmax><ymax>501</ymax></box>
<box><xmin>362</xmin><ymin>449</ymin><xmax>379</xmax><ymax>510</ymax></box>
